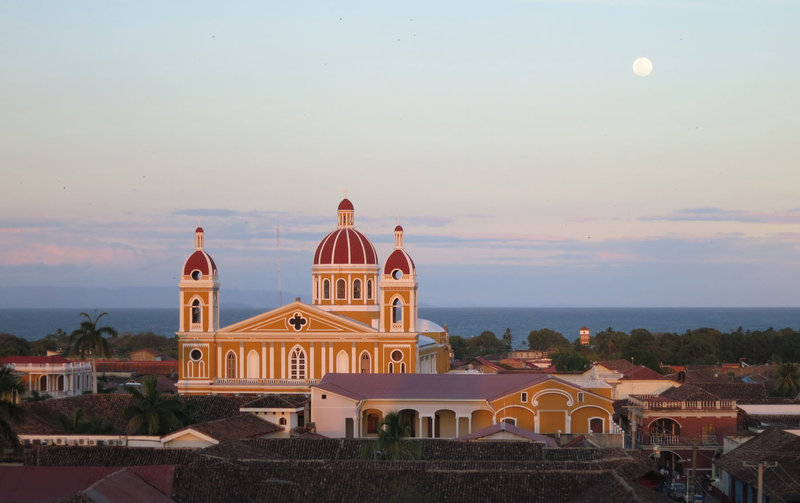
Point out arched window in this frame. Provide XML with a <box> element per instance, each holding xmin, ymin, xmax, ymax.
<box><xmin>360</xmin><ymin>352</ymin><xmax>371</xmax><ymax>373</ymax></box>
<box><xmin>590</xmin><ymin>418</ymin><xmax>604</xmax><ymax>433</ymax></box>
<box><xmin>57</xmin><ymin>375</ymin><xmax>64</xmax><ymax>391</ymax></box>
<box><xmin>353</xmin><ymin>279</ymin><xmax>362</xmax><ymax>299</ymax></box>
<box><xmin>279</xmin><ymin>417</ymin><xmax>287</xmax><ymax>426</ymax></box>
<box><xmin>401</xmin><ymin>362</ymin><xmax>406</xmax><ymax>373</ymax></box>
<box><xmin>336</xmin><ymin>279</ymin><xmax>346</xmax><ymax>299</ymax></box>
<box><xmin>39</xmin><ymin>375</ymin><xmax>47</xmax><ymax>391</ymax></box>
<box><xmin>226</xmin><ymin>352</ymin><xmax>237</xmax><ymax>378</ymax></box>
<box><xmin>388</xmin><ymin>362</ymin><xmax>394</xmax><ymax>373</ymax></box>
<box><xmin>323</xmin><ymin>280</ymin><xmax>330</xmax><ymax>300</ymax></box>
<box><xmin>392</xmin><ymin>298</ymin><xmax>403</xmax><ymax>323</ymax></box>
<box><xmin>367</xmin><ymin>279</ymin><xmax>373</xmax><ymax>300</ymax></box>
<box><xmin>191</xmin><ymin>299</ymin><xmax>201</xmax><ymax>324</ymax></box>
<box><xmin>290</xmin><ymin>347</ymin><xmax>306</xmax><ymax>380</ymax></box>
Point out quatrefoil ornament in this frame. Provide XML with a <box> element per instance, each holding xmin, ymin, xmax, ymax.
<box><xmin>288</xmin><ymin>313</ymin><xmax>308</xmax><ymax>331</ymax></box>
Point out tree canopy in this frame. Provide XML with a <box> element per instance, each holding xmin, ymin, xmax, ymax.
<box><xmin>528</xmin><ymin>328</ymin><xmax>570</xmax><ymax>351</ymax></box>
<box><xmin>121</xmin><ymin>375</ymin><xmax>187</xmax><ymax>435</ymax></box>
<box><xmin>0</xmin><ymin>366</ymin><xmax>25</xmax><ymax>452</ymax></box>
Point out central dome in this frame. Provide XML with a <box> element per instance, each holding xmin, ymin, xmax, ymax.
<box><xmin>313</xmin><ymin>199</ymin><xmax>377</xmax><ymax>266</ymax></box>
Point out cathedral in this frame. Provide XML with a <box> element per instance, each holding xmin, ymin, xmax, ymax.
<box><xmin>176</xmin><ymin>199</ymin><xmax>451</xmax><ymax>395</ymax></box>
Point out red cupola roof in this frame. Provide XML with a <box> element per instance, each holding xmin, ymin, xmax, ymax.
<box><xmin>384</xmin><ymin>224</ymin><xmax>415</xmax><ymax>275</ymax></box>
<box><xmin>384</xmin><ymin>248</ymin><xmax>415</xmax><ymax>275</ymax></box>
<box><xmin>313</xmin><ymin>199</ymin><xmax>378</xmax><ymax>266</ymax></box>
<box><xmin>182</xmin><ymin>227</ymin><xmax>217</xmax><ymax>277</ymax></box>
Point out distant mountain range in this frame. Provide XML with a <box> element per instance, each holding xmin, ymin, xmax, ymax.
<box><xmin>0</xmin><ymin>287</ymin><xmax>304</xmax><ymax>309</ymax></box>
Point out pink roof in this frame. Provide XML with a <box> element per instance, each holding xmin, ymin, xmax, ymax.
<box><xmin>313</xmin><ymin>228</ymin><xmax>377</xmax><ymax>265</ymax></box>
<box><xmin>621</xmin><ymin>366</ymin><xmax>671</xmax><ymax>381</ymax></box>
<box><xmin>0</xmin><ymin>465</ymin><xmax>175</xmax><ymax>503</ymax></box>
<box><xmin>0</xmin><ymin>355</ymin><xmax>70</xmax><ymax>364</ymax></box>
<box><xmin>459</xmin><ymin>422</ymin><xmax>559</xmax><ymax>446</ymax></box>
<box><xmin>316</xmin><ymin>373</ymin><xmax>565</xmax><ymax>401</ymax></box>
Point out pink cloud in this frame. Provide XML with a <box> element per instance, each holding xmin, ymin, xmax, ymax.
<box><xmin>3</xmin><ymin>244</ymin><xmax>139</xmax><ymax>266</ymax></box>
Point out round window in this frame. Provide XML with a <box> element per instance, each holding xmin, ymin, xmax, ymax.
<box><xmin>189</xmin><ymin>349</ymin><xmax>203</xmax><ymax>361</ymax></box>
<box><xmin>392</xmin><ymin>269</ymin><xmax>402</xmax><ymax>280</ymax></box>
<box><xmin>391</xmin><ymin>350</ymin><xmax>403</xmax><ymax>362</ymax></box>
<box><xmin>191</xmin><ymin>270</ymin><xmax>202</xmax><ymax>280</ymax></box>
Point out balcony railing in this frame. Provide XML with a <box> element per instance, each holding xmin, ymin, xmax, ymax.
<box><xmin>213</xmin><ymin>378</ymin><xmax>319</xmax><ymax>386</ymax></box>
<box><xmin>629</xmin><ymin>395</ymin><xmax>736</xmax><ymax>410</ymax></box>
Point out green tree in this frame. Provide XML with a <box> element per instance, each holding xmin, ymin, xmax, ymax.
<box><xmin>528</xmin><ymin>328</ymin><xmax>570</xmax><ymax>351</ymax></box>
<box><xmin>375</xmin><ymin>411</ymin><xmax>420</xmax><ymax>460</ymax></box>
<box><xmin>121</xmin><ymin>376</ymin><xmax>186</xmax><ymax>435</ymax></box>
<box><xmin>501</xmin><ymin>328</ymin><xmax>513</xmax><ymax>352</ymax></box>
<box><xmin>69</xmin><ymin>312</ymin><xmax>118</xmax><ymax>394</ymax></box>
<box><xmin>0</xmin><ymin>366</ymin><xmax>25</xmax><ymax>455</ymax></box>
<box><xmin>22</xmin><ymin>390</ymin><xmax>52</xmax><ymax>402</ymax></box>
<box><xmin>773</xmin><ymin>363</ymin><xmax>800</xmax><ymax>397</ymax></box>
<box><xmin>0</xmin><ymin>333</ymin><xmax>31</xmax><ymax>357</ymax></box>
<box><xmin>591</xmin><ymin>328</ymin><xmax>629</xmax><ymax>360</ymax></box>
<box><xmin>622</xmin><ymin>329</ymin><xmax>666</xmax><ymax>372</ymax></box>
<box><xmin>449</xmin><ymin>336</ymin><xmax>467</xmax><ymax>361</ymax></box>
<box><xmin>551</xmin><ymin>350</ymin><xmax>590</xmax><ymax>372</ymax></box>
<box><xmin>59</xmin><ymin>408</ymin><xmax>114</xmax><ymax>434</ymax></box>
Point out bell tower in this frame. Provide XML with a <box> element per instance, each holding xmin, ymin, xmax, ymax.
<box><xmin>380</xmin><ymin>225</ymin><xmax>418</xmax><ymax>333</ymax></box>
<box><xmin>179</xmin><ymin>227</ymin><xmax>219</xmax><ymax>333</ymax></box>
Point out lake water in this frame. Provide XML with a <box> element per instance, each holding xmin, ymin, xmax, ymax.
<box><xmin>2</xmin><ymin>307</ymin><xmax>798</xmax><ymax>349</ymax></box>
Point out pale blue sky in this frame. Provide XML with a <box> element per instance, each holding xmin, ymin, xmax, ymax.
<box><xmin>1</xmin><ymin>1</ymin><xmax>799</xmax><ymax>307</ymax></box>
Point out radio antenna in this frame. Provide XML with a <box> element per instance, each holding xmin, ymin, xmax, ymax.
<box><xmin>277</xmin><ymin>219</ymin><xmax>283</xmax><ymax>307</ymax></box>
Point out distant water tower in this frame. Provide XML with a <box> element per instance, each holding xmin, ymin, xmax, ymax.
<box><xmin>579</xmin><ymin>326</ymin><xmax>590</xmax><ymax>345</ymax></box>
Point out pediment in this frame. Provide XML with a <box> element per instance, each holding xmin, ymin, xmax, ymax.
<box><xmin>218</xmin><ymin>301</ymin><xmax>376</xmax><ymax>335</ymax></box>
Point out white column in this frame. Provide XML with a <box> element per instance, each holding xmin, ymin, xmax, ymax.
<box><xmin>566</xmin><ymin>413</ymin><xmax>572</xmax><ymax>434</ymax></box>
<box><xmin>217</xmin><ymin>346</ymin><xmax>222</xmax><ymax>378</ymax></box>
<box><xmin>280</xmin><ymin>343</ymin><xmax>286</xmax><ymax>379</ymax></box>
<box><xmin>373</xmin><ymin>343</ymin><xmax>379</xmax><ymax>373</ymax></box>
<box><xmin>351</xmin><ymin>343</ymin><xmax>356</xmax><ymax>373</ymax></box>
<box><xmin>321</xmin><ymin>344</ymin><xmax>327</xmax><ymax>377</ymax></box>
<box><xmin>269</xmin><ymin>343</ymin><xmax>275</xmax><ymax>379</ymax></box>
<box><xmin>534</xmin><ymin>414</ymin><xmax>540</xmax><ymax>433</ymax></box>
<box><xmin>418</xmin><ymin>416</ymin><xmax>423</xmax><ymax>438</ymax></box>
<box><xmin>328</xmin><ymin>343</ymin><xmax>333</xmax><ymax>372</ymax></box>
<box><xmin>239</xmin><ymin>342</ymin><xmax>244</xmax><ymax>378</ymax></box>
<box><xmin>261</xmin><ymin>342</ymin><xmax>267</xmax><ymax>379</ymax></box>
<box><xmin>310</xmin><ymin>342</ymin><xmax>315</xmax><ymax>380</ymax></box>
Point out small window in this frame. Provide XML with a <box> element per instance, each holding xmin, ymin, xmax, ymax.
<box><xmin>388</xmin><ymin>362</ymin><xmax>394</xmax><ymax>373</ymax></box>
<box><xmin>392</xmin><ymin>269</ymin><xmax>402</xmax><ymax>280</ymax></box>
<box><xmin>577</xmin><ymin>392</ymin><xmax>584</xmax><ymax>403</ymax></box>
<box><xmin>321</xmin><ymin>394</ymin><xmax>326</xmax><ymax>400</ymax></box>
<box><xmin>279</xmin><ymin>417</ymin><xmax>287</xmax><ymax>426</ymax></box>
<box><xmin>392</xmin><ymin>299</ymin><xmax>403</xmax><ymax>323</ymax></box>
<box><xmin>336</xmin><ymin>279</ymin><xmax>346</xmax><ymax>299</ymax></box>
<box><xmin>323</xmin><ymin>280</ymin><xmax>330</xmax><ymax>300</ymax></box>
<box><xmin>391</xmin><ymin>350</ymin><xmax>403</xmax><ymax>362</ymax></box>
<box><xmin>521</xmin><ymin>392</ymin><xmax>528</xmax><ymax>403</ymax></box>
<box><xmin>189</xmin><ymin>349</ymin><xmax>202</xmax><ymax>361</ymax></box>
<box><xmin>503</xmin><ymin>417</ymin><xmax>516</xmax><ymax>425</ymax></box>
<box><xmin>367</xmin><ymin>279</ymin><xmax>373</xmax><ymax>299</ymax></box>
<box><xmin>401</xmin><ymin>362</ymin><xmax>406</xmax><ymax>373</ymax></box>
<box><xmin>191</xmin><ymin>270</ymin><xmax>202</xmax><ymax>280</ymax></box>
<box><xmin>353</xmin><ymin>279</ymin><xmax>362</xmax><ymax>299</ymax></box>
<box><xmin>191</xmin><ymin>299</ymin><xmax>201</xmax><ymax>324</ymax></box>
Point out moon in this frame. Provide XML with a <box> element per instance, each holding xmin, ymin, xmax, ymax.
<box><xmin>632</xmin><ymin>57</ymin><xmax>653</xmax><ymax>77</ymax></box>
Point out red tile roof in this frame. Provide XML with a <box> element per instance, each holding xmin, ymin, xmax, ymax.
<box><xmin>0</xmin><ymin>355</ymin><xmax>71</xmax><ymax>364</ymax></box>
<box><xmin>620</xmin><ymin>366</ymin><xmax>671</xmax><ymax>381</ymax></box>
<box><xmin>316</xmin><ymin>373</ymin><xmax>573</xmax><ymax>401</ymax></box>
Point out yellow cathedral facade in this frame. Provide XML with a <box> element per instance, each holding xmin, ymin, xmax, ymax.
<box><xmin>176</xmin><ymin>199</ymin><xmax>451</xmax><ymax>395</ymax></box>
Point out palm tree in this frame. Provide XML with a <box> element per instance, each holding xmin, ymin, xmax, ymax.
<box><xmin>774</xmin><ymin>363</ymin><xmax>800</xmax><ymax>397</ymax></box>
<box><xmin>376</xmin><ymin>411</ymin><xmax>418</xmax><ymax>460</ymax></box>
<box><xmin>0</xmin><ymin>366</ymin><xmax>25</xmax><ymax>455</ymax></box>
<box><xmin>121</xmin><ymin>376</ymin><xmax>186</xmax><ymax>435</ymax></box>
<box><xmin>59</xmin><ymin>408</ymin><xmax>114</xmax><ymax>434</ymax></box>
<box><xmin>69</xmin><ymin>312</ymin><xmax>117</xmax><ymax>394</ymax></box>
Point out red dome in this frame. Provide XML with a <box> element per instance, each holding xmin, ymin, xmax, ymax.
<box><xmin>183</xmin><ymin>250</ymin><xmax>217</xmax><ymax>276</ymax></box>
<box><xmin>384</xmin><ymin>249</ymin><xmax>415</xmax><ymax>275</ymax></box>
<box><xmin>394</xmin><ymin>225</ymin><xmax>403</xmax><ymax>232</ymax></box>
<box><xmin>195</xmin><ymin>226</ymin><xmax>204</xmax><ymax>233</ymax></box>
<box><xmin>338</xmin><ymin>198</ymin><xmax>354</xmax><ymax>211</ymax></box>
<box><xmin>314</xmin><ymin>228</ymin><xmax>377</xmax><ymax>265</ymax></box>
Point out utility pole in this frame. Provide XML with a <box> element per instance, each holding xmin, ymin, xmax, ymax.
<box><xmin>743</xmin><ymin>461</ymin><xmax>777</xmax><ymax>503</ymax></box>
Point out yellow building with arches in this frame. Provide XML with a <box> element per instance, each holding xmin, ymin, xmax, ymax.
<box><xmin>311</xmin><ymin>373</ymin><xmax>620</xmax><ymax>440</ymax></box>
<box><xmin>176</xmin><ymin>199</ymin><xmax>451</xmax><ymax>395</ymax></box>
